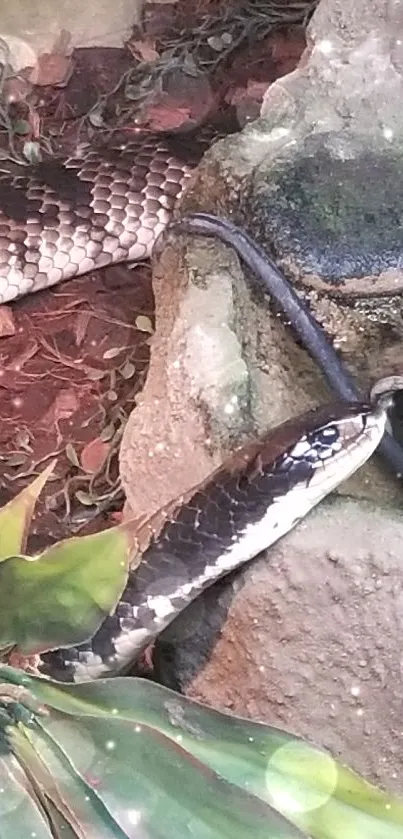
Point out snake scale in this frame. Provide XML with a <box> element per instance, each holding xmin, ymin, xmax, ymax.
<box><xmin>0</xmin><ymin>132</ymin><xmax>400</xmax><ymax>682</ymax></box>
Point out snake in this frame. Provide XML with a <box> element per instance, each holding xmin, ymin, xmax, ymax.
<box><xmin>0</xmin><ymin>131</ymin><xmax>401</xmax><ymax>682</ymax></box>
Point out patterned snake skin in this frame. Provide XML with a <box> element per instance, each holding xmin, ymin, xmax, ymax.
<box><xmin>0</xmin><ymin>133</ymin><xmax>201</xmax><ymax>303</ymax></box>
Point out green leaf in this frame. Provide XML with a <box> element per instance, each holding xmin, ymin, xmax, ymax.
<box><xmin>0</xmin><ymin>667</ymin><xmax>307</xmax><ymax>839</ymax></box>
<box><xmin>0</xmin><ymin>522</ymin><xmax>139</xmax><ymax>655</ymax></box>
<box><xmin>20</xmin><ymin>711</ymin><xmax>307</xmax><ymax>838</ymax></box>
<box><xmin>0</xmin><ymin>743</ymin><xmax>54</xmax><ymax>838</ymax></box>
<box><xmin>0</xmin><ymin>461</ymin><xmax>57</xmax><ymax>559</ymax></box>
<box><xmin>13</xmin><ymin>671</ymin><xmax>403</xmax><ymax>839</ymax></box>
<box><xmin>7</xmin><ymin>723</ymin><xmax>126</xmax><ymax>839</ymax></box>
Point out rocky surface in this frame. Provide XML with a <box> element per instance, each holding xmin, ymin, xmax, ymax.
<box><xmin>0</xmin><ymin>0</ymin><xmax>141</xmax><ymax>72</ymax></box>
<box><xmin>120</xmin><ymin>226</ymin><xmax>337</xmax><ymax>521</ymax></box>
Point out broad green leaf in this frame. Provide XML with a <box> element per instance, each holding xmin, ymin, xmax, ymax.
<box><xmin>0</xmin><ymin>461</ymin><xmax>56</xmax><ymax>559</ymax></box>
<box><xmin>0</xmin><ymin>668</ymin><xmax>307</xmax><ymax>839</ymax></box>
<box><xmin>33</xmin><ymin>711</ymin><xmax>306</xmax><ymax>839</ymax></box>
<box><xmin>7</xmin><ymin>723</ymin><xmax>127</xmax><ymax>839</ymax></box>
<box><xmin>12</xmin><ymin>670</ymin><xmax>403</xmax><ymax>839</ymax></box>
<box><xmin>0</xmin><ymin>522</ymin><xmax>139</xmax><ymax>655</ymax></box>
<box><xmin>0</xmin><ymin>744</ymin><xmax>53</xmax><ymax>839</ymax></box>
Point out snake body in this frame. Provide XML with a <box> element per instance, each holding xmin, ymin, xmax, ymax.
<box><xmin>39</xmin><ymin>396</ymin><xmax>388</xmax><ymax>682</ymax></box>
<box><xmin>0</xmin><ymin>134</ymin><xmax>398</xmax><ymax>682</ymax></box>
<box><xmin>0</xmin><ymin>134</ymin><xmax>198</xmax><ymax>304</ymax></box>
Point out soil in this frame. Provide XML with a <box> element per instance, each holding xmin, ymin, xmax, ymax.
<box><xmin>0</xmin><ymin>264</ymin><xmax>153</xmax><ymax>552</ymax></box>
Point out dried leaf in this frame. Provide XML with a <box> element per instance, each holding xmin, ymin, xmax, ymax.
<box><xmin>109</xmin><ymin>368</ymin><xmax>117</xmax><ymax>390</ymax></box>
<box><xmin>86</xmin><ymin>367</ymin><xmax>106</xmax><ymax>381</ymax></box>
<box><xmin>103</xmin><ymin>347</ymin><xmax>123</xmax><ymax>360</ymax></box>
<box><xmin>125</xmin><ymin>83</ymin><xmax>149</xmax><ymax>103</ymax></box>
<box><xmin>88</xmin><ymin>105</ymin><xmax>105</xmax><ymax>128</ymax></box>
<box><xmin>74</xmin><ymin>311</ymin><xmax>91</xmax><ymax>347</ymax></box>
<box><xmin>5</xmin><ymin>454</ymin><xmax>28</xmax><ymax>468</ymax></box>
<box><xmin>182</xmin><ymin>53</ymin><xmax>202</xmax><ymax>77</ymax></box>
<box><xmin>75</xmin><ymin>490</ymin><xmax>95</xmax><ymax>507</ymax></box>
<box><xmin>65</xmin><ymin>443</ymin><xmax>80</xmax><ymax>469</ymax></box>
<box><xmin>119</xmin><ymin>360</ymin><xmax>136</xmax><ymax>380</ymax></box>
<box><xmin>80</xmin><ymin>438</ymin><xmax>110</xmax><ymax>474</ymax></box>
<box><xmin>100</xmin><ymin>423</ymin><xmax>116</xmax><ymax>442</ymax></box>
<box><xmin>28</xmin><ymin>108</ymin><xmax>42</xmax><ymax>141</ymax></box>
<box><xmin>2</xmin><ymin>77</ymin><xmax>31</xmax><ymax>105</ymax></box>
<box><xmin>42</xmin><ymin>389</ymin><xmax>79</xmax><ymax>427</ymax></box>
<box><xmin>129</xmin><ymin>38</ymin><xmax>159</xmax><ymax>63</ymax></box>
<box><xmin>135</xmin><ymin>315</ymin><xmax>154</xmax><ymax>334</ymax></box>
<box><xmin>145</xmin><ymin>104</ymin><xmax>191</xmax><ymax>132</ymax></box>
<box><xmin>207</xmin><ymin>35</ymin><xmax>226</xmax><ymax>51</ymax></box>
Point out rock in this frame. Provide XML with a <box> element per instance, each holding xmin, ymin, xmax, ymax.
<box><xmin>120</xmin><ymin>236</ymin><xmax>255</xmax><ymax>519</ymax></box>
<box><xmin>0</xmin><ymin>0</ymin><xmax>142</xmax><ymax>72</ymax></box>
<box><xmin>154</xmin><ymin>497</ymin><xmax>403</xmax><ymax>794</ymax></box>
<box><xmin>178</xmin><ymin>0</ymin><xmax>403</xmax><ymax>442</ymax></box>
<box><xmin>120</xmin><ymin>231</ymin><xmax>333</xmax><ymax>520</ymax></box>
